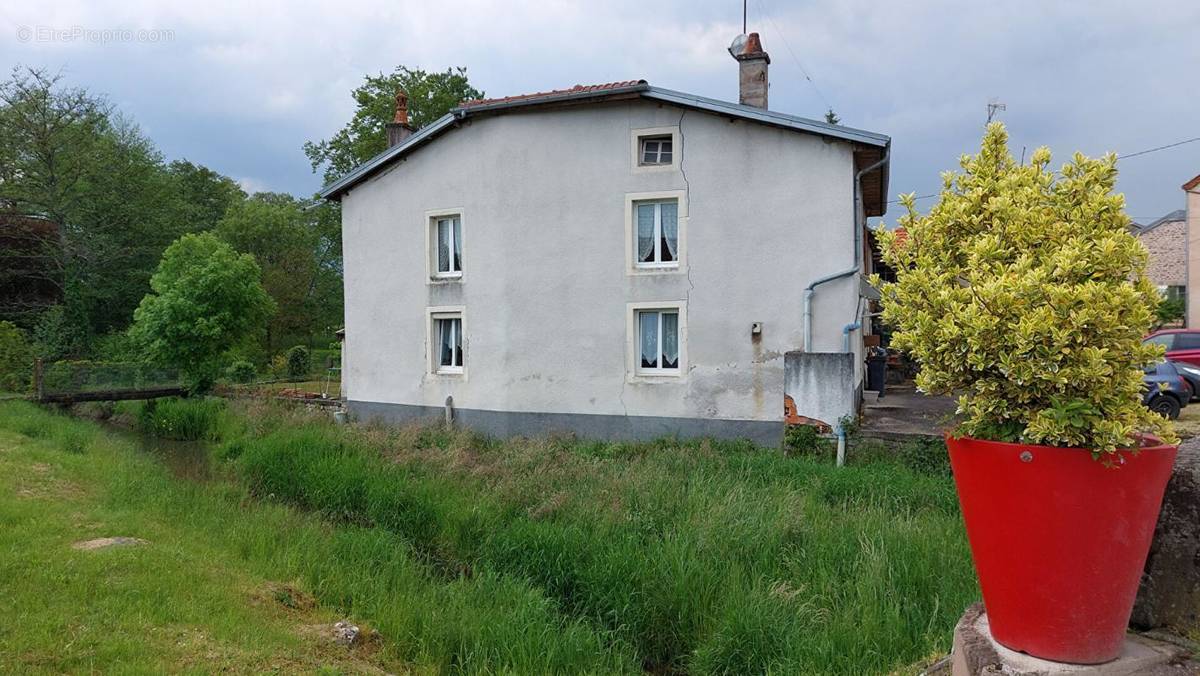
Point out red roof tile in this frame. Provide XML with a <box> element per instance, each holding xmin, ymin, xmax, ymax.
<box><xmin>1183</xmin><ymin>173</ymin><xmax>1200</xmax><ymax>192</ymax></box>
<box><xmin>459</xmin><ymin>80</ymin><xmax>646</xmax><ymax>108</ymax></box>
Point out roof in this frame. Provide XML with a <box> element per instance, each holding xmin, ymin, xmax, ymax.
<box><xmin>1135</xmin><ymin>209</ymin><xmax>1186</xmax><ymax>235</ymax></box>
<box><xmin>459</xmin><ymin>81</ymin><xmax>646</xmax><ymax>108</ymax></box>
<box><xmin>319</xmin><ymin>80</ymin><xmax>892</xmax><ymax>213</ymax></box>
<box><xmin>1184</xmin><ymin>174</ymin><xmax>1200</xmax><ymax>192</ymax></box>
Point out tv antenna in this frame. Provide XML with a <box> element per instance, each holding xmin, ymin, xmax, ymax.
<box><xmin>987</xmin><ymin>98</ymin><xmax>1006</xmax><ymax>123</ymax></box>
<box><xmin>742</xmin><ymin>0</ymin><xmax>747</xmax><ymax>34</ymax></box>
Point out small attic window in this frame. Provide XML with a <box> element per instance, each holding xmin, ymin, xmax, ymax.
<box><xmin>639</xmin><ymin>136</ymin><xmax>673</xmax><ymax>165</ymax></box>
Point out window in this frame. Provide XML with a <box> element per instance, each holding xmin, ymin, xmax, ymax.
<box><xmin>428</xmin><ymin>308</ymin><xmax>465</xmax><ymax>375</ymax></box>
<box><xmin>1145</xmin><ymin>334</ymin><xmax>1175</xmax><ymax>350</ymax></box>
<box><xmin>625</xmin><ymin>190</ymin><xmax>686</xmax><ymax>274</ymax></box>
<box><xmin>639</xmin><ymin>136</ymin><xmax>672</xmax><ymax>165</ymax></box>
<box><xmin>637</xmin><ymin>309</ymin><xmax>680</xmax><ymax>374</ymax></box>
<box><xmin>434</xmin><ymin>215</ymin><xmax>462</xmax><ymax>277</ymax></box>
<box><xmin>1176</xmin><ymin>333</ymin><xmax>1200</xmax><ymax>350</ymax></box>
<box><xmin>631</xmin><ymin>127</ymin><xmax>679</xmax><ymax>173</ymax></box>
<box><xmin>635</xmin><ymin>200</ymin><xmax>679</xmax><ymax>267</ymax></box>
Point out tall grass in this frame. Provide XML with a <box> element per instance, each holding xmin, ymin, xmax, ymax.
<box><xmin>0</xmin><ymin>401</ymin><xmax>637</xmax><ymax>673</ymax></box>
<box><xmin>133</xmin><ymin>397</ymin><xmax>236</xmax><ymax>441</ymax></box>
<box><xmin>227</xmin><ymin>416</ymin><xmax>977</xmax><ymax>674</ymax></box>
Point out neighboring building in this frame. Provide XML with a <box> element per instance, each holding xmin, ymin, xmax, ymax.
<box><xmin>321</xmin><ymin>33</ymin><xmax>891</xmax><ymax>445</ymax></box>
<box><xmin>1133</xmin><ymin>209</ymin><xmax>1186</xmax><ymax>304</ymax></box>
<box><xmin>1187</xmin><ymin>175</ymin><xmax>1200</xmax><ymax>328</ymax></box>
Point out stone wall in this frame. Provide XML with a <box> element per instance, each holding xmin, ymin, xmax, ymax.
<box><xmin>1137</xmin><ymin>217</ymin><xmax>1186</xmax><ymax>289</ymax></box>
<box><xmin>1132</xmin><ymin>437</ymin><xmax>1199</xmax><ymax>632</ymax></box>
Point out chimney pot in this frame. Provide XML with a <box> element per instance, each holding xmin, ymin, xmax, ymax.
<box><xmin>386</xmin><ymin>89</ymin><xmax>416</xmax><ymax>148</ymax></box>
<box><xmin>734</xmin><ymin>32</ymin><xmax>770</xmax><ymax>109</ymax></box>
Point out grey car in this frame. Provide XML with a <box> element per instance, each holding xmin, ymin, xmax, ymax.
<box><xmin>1144</xmin><ymin>360</ymin><xmax>1190</xmax><ymax>420</ymax></box>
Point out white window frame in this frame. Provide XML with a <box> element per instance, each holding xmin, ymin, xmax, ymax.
<box><xmin>631</xmin><ymin>126</ymin><xmax>680</xmax><ymax>173</ymax></box>
<box><xmin>639</xmin><ymin>136</ymin><xmax>673</xmax><ymax>165</ymax></box>
<box><xmin>626</xmin><ymin>301</ymin><xmax>687</xmax><ymax>380</ymax></box>
<box><xmin>632</xmin><ymin>200</ymin><xmax>681</xmax><ymax>269</ymax></box>
<box><xmin>625</xmin><ymin>190</ymin><xmax>687</xmax><ymax>275</ymax></box>
<box><xmin>425</xmin><ymin>208</ymin><xmax>465</xmax><ymax>283</ymax></box>
<box><xmin>426</xmin><ymin>306</ymin><xmax>466</xmax><ymax>377</ymax></box>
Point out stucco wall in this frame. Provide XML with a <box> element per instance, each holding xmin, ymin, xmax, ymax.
<box><xmin>1138</xmin><ymin>219</ymin><xmax>1186</xmax><ymax>289</ymax></box>
<box><xmin>340</xmin><ymin>100</ymin><xmax>863</xmax><ymax>434</ymax></box>
<box><xmin>1188</xmin><ymin>188</ymin><xmax>1200</xmax><ymax>327</ymax></box>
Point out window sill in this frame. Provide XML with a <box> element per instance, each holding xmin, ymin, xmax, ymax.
<box><xmin>434</xmin><ymin>367</ymin><xmax>464</xmax><ymax>376</ymax></box>
<box><xmin>629</xmin><ymin>371</ymin><xmax>683</xmax><ymax>382</ymax></box>
<box><xmin>429</xmin><ymin>274</ymin><xmax>463</xmax><ymax>284</ymax></box>
<box><xmin>630</xmin><ymin>265</ymin><xmax>685</xmax><ymax>276</ymax></box>
<box><xmin>632</xmin><ymin>163</ymin><xmax>678</xmax><ymax>174</ymax></box>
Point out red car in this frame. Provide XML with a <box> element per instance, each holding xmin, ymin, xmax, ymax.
<box><xmin>1144</xmin><ymin>329</ymin><xmax>1200</xmax><ymax>368</ymax></box>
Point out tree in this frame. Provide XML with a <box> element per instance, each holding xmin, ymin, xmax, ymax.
<box><xmin>824</xmin><ymin>108</ymin><xmax>840</xmax><ymax>125</ymax></box>
<box><xmin>167</xmin><ymin>160</ymin><xmax>246</xmax><ymax>233</ymax></box>
<box><xmin>303</xmin><ymin>66</ymin><xmax>483</xmax><ymax>184</ymax></box>
<box><xmin>216</xmin><ymin>194</ymin><xmax>342</xmax><ymax>349</ymax></box>
<box><xmin>131</xmin><ymin>233</ymin><xmax>275</xmax><ymax>389</ymax></box>
<box><xmin>0</xmin><ymin>67</ymin><xmax>246</xmax><ymax>349</ymax></box>
<box><xmin>874</xmin><ymin>123</ymin><xmax>1172</xmax><ymax>454</ymax></box>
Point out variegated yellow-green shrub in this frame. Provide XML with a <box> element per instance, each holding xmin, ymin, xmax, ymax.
<box><xmin>873</xmin><ymin>123</ymin><xmax>1176</xmax><ymax>455</ymax></box>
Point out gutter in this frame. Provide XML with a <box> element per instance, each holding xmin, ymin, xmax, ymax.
<box><xmin>803</xmin><ymin>145</ymin><xmax>890</xmax><ymax>352</ymax></box>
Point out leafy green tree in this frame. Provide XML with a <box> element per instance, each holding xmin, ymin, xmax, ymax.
<box><xmin>167</xmin><ymin>160</ymin><xmax>246</xmax><ymax>232</ymax></box>
<box><xmin>216</xmin><ymin>194</ymin><xmax>342</xmax><ymax>349</ymax></box>
<box><xmin>0</xmin><ymin>67</ymin><xmax>246</xmax><ymax>348</ymax></box>
<box><xmin>131</xmin><ymin>233</ymin><xmax>275</xmax><ymax>389</ymax></box>
<box><xmin>303</xmin><ymin>66</ymin><xmax>483</xmax><ymax>184</ymax></box>
<box><xmin>875</xmin><ymin>123</ymin><xmax>1173</xmax><ymax>454</ymax></box>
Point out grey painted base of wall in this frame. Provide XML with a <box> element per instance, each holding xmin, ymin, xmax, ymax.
<box><xmin>347</xmin><ymin>400</ymin><xmax>784</xmax><ymax>448</ymax></box>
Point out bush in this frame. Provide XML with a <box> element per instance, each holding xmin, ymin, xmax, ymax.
<box><xmin>1156</xmin><ymin>296</ymin><xmax>1186</xmax><ymax>327</ymax></box>
<box><xmin>784</xmin><ymin>424</ymin><xmax>832</xmax><ymax>458</ymax></box>
<box><xmin>226</xmin><ymin>359</ymin><xmax>257</xmax><ymax>384</ymax></box>
<box><xmin>285</xmin><ymin>345</ymin><xmax>311</xmax><ymax>379</ymax></box>
<box><xmin>0</xmin><ymin>321</ymin><xmax>33</xmax><ymax>393</ymax></box>
<box><xmin>875</xmin><ymin>123</ymin><xmax>1174</xmax><ymax>455</ymax></box>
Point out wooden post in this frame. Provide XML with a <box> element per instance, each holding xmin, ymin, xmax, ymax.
<box><xmin>33</xmin><ymin>358</ymin><xmax>44</xmax><ymax>401</ymax></box>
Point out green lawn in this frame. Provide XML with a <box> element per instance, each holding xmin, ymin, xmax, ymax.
<box><xmin>0</xmin><ymin>401</ymin><xmax>632</xmax><ymax>674</ymax></box>
<box><xmin>0</xmin><ymin>399</ymin><xmax>979</xmax><ymax>674</ymax></box>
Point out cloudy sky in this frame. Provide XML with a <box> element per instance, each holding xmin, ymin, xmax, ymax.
<box><xmin>2</xmin><ymin>0</ymin><xmax>1197</xmax><ymax>222</ymax></box>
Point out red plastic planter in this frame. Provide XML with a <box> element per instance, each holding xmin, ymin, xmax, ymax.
<box><xmin>947</xmin><ymin>434</ymin><xmax>1177</xmax><ymax>664</ymax></box>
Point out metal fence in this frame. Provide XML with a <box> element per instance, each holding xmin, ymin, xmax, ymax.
<box><xmin>35</xmin><ymin>360</ymin><xmax>186</xmax><ymax>402</ymax></box>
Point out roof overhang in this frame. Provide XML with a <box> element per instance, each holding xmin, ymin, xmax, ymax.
<box><xmin>319</xmin><ymin>82</ymin><xmax>891</xmax><ymax>214</ymax></box>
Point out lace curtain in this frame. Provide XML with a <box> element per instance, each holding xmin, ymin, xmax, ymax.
<box><xmin>661</xmin><ymin>202</ymin><xmax>678</xmax><ymax>261</ymax></box>
<box><xmin>637</xmin><ymin>204</ymin><xmax>655</xmax><ymax>263</ymax></box>
<box><xmin>661</xmin><ymin>312</ymin><xmax>679</xmax><ymax>368</ymax></box>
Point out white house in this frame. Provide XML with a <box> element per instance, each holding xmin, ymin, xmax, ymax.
<box><xmin>321</xmin><ymin>34</ymin><xmax>891</xmax><ymax>446</ymax></box>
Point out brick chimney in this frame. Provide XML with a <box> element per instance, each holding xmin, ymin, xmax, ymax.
<box><xmin>733</xmin><ymin>32</ymin><xmax>770</xmax><ymax>109</ymax></box>
<box><xmin>385</xmin><ymin>90</ymin><xmax>416</xmax><ymax>148</ymax></box>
